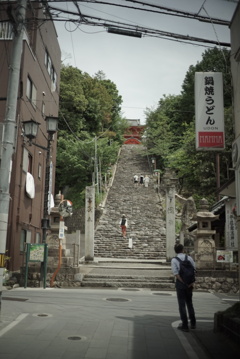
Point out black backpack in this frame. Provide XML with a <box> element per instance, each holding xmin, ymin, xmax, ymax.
<box><xmin>121</xmin><ymin>218</ymin><xmax>126</xmax><ymax>226</ymax></box>
<box><xmin>175</xmin><ymin>255</ymin><xmax>196</xmax><ymax>285</ymax></box>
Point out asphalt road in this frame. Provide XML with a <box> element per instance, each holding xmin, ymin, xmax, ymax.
<box><xmin>0</xmin><ymin>287</ymin><xmax>239</xmax><ymax>359</ymax></box>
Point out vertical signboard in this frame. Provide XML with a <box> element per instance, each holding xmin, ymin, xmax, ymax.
<box><xmin>225</xmin><ymin>199</ymin><xmax>238</xmax><ymax>249</ymax></box>
<box><xmin>195</xmin><ymin>72</ymin><xmax>225</xmax><ymax>150</ymax></box>
<box><xmin>48</xmin><ymin>161</ymin><xmax>53</xmax><ymax>215</ymax></box>
<box><xmin>59</xmin><ymin>219</ymin><xmax>65</xmax><ymax>239</ymax></box>
<box><xmin>24</xmin><ymin>243</ymin><xmax>48</xmax><ymax>288</ymax></box>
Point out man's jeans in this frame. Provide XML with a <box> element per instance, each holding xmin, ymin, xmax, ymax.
<box><xmin>176</xmin><ymin>281</ymin><xmax>196</xmax><ymax>328</ymax></box>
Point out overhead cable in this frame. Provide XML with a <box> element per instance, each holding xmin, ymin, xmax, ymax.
<box><xmin>46</xmin><ymin>5</ymin><xmax>230</xmax><ymax>47</ymax></box>
<box><xmin>44</xmin><ymin>0</ymin><xmax>230</xmax><ymax>26</ymax></box>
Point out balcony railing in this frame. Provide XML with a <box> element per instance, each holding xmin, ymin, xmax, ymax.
<box><xmin>0</xmin><ymin>22</ymin><xmax>13</xmax><ymax>40</ymax></box>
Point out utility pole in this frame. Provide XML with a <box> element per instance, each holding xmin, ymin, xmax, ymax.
<box><xmin>85</xmin><ymin>185</ymin><xmax>95</xmax><ymax>261</ymax></box>
<box><xmin>94</xmin><ymin>136</ymin><xmax>99</xmax><ymax>195</ymax></box>
<box><xmin>0</xmin><ymin>0</ymin><xmax>27</xmax><ymax>313</ymax></box>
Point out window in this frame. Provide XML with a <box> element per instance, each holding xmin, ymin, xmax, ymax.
<box><xmin>22</xmin><ymin>148</ymin><xmax>32</xmax><ymax>173</ymax></box>
<box><xmin>51</xmin><ymin>70</ymin><xmax>57</xmax><ymax>92</ymax></box>
<box><xmin>47</xmin><ymin>56</ymin><xmax>52</xmax><ymax>74</ymax></box>
<box><xmin>0</xmin><ymin>123</ymin><xmax>4</xmax><ymax>160</ymax></box>
<box><xmin>20</xmin><ymin>229</ymin><xmax>31</xmax><ymax>252</ymax></box>
<box><xmin>42</xmin><ymin>101</ymin><xmax>45</xmax><ymax>116</ymax></box>
<box><xmin>38</xmin><ymin>163</ymin><xmax>42</xmax><ymax>179</ymax></box>
<box><xmin>45</xmin><ymin>50</ymin><xmax>51</xmax><ymax>72</ymax></box>
<box><xmin>28</xmin><ymin>153</ymin><xmax>32</xmax><ymax>173</ymax></box>
<box><xmin>20</xmin><ymin>230</ymin><xmax>26</xmax><ymax>252</ymax></box>
<box><xmin>26</xmin><ymin>76</ymin><xmax>37</xmax><ymax>109</ymax></box>
<box><xmin>36</xmin><ymin>233</ymin><xmax>41</xmax><ymax>244</ymax></box>
<box><xmin>45</xmin><ymin>49</ymin><xmax>57</xmax><ymax>91</ymax></box>
<box><xmin>0</xmin><ymin>22</ymin><xmax>13</xmax><ymax>39</ymax></box>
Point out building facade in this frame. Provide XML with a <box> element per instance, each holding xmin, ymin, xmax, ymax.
<box><xmin>124</xmin><ymin>119</ymin><xmax>145</xmax><ymax>144</ymax></box>
<box><xmin>230</xmin><ymin>2</ymin><xmax>240</xmax><ymax>283</ymax></box>
<box><xmin>0</xmin><ymin>1</ymin><xmax>61</xmax><ymax>271</ymax></box>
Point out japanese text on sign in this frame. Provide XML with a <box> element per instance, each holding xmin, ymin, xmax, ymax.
<box><xmin>195</xmin><ymin>72</ymin><xmax>224</xmax><ymax>150</ymax></box>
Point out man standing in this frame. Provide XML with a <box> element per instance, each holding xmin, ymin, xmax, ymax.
<box><xmin>171</xmin><ymin>243</ymin><xmax>196</xmax><ymax>332</ymax></box>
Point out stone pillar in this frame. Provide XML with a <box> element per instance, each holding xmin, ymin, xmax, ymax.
<box><xmin>162</xmin><ymin>169</ymin><xmax>178</xmax><ymax>261</ymax></box>
<box><xmin>85</xmin><ymin>185</ymin><xmax>95</xmax><ymax>261</ymax></box>
<box><xmin>175</xmin><ymin>194</ymin><xmax>197</xmax><ymax>247</ymax></box>
<box><xmin>193</xmin><ymin>198</ymin><xmax>219</xmax><ymax>269</ymax></box>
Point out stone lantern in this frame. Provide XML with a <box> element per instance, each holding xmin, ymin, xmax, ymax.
<box><xmin>193</xmin><ymin>198</ymin><xmax>219</xmax><ymax>269</ymax></box>
<box><xmin>46</xmin><ymin>192</ymin><xmax>62</xmax><ymax>247</ymax></box>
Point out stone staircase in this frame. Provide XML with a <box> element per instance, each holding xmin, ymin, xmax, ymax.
<box><xmin>80</xmin><ymin>260</ymin><xmax>174</xmax><ymax>289</ymax></box>
<box><xmin>81</xmin><ymin>274</ymin><xmax>174</xmax><ymax>289</ymax></box>
<box><xmin>94</xmin><ymin>145</ymin><xmax>166</xmax><ymax>260</ymax></box>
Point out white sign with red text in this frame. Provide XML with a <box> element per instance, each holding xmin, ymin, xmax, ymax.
<box><xmin>195</xmin><ymin>72</ymin><xmax>225</xmax><ymax>150</ymax></box>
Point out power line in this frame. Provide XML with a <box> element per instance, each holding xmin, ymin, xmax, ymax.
<box><xmin>43</xmin><ymin>1</ymin><xmax>231</xmax><ymax>26</ymax></box>
<box><xmin>43</xmin><ymin>4</ymin><xmax>231</xmax><ymax>47</ymax></box>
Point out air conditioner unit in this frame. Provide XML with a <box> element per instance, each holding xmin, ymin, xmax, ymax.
<box><xmin>232</xmin><ymin>136</ymin><xmax>240</xmax><ymax>169</ymax></box>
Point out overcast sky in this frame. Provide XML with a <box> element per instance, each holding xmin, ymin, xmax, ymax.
<box><xmin>53</xmin><ymin>0</ymin><xmax>237</xmax><ymax>124</ymax></box>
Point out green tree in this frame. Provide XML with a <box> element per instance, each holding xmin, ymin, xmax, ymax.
<box><xmin>59</xmin><ymin>66</ymin><xmax>88</xmax><ymax>134</ymax></box>
<box><xmin>145</xmin><ymin>104</ymin><xmax>174</xmax><ymax>170</ymax></box>
<box><xmin>56</xmin><ymin>66</ymin><xmax>126</xmax><ymax>207</ymax></box>
<box><xmin>145</xmin><ymin>47</ymin><xmax>233</xmax><ymax>202</ymax></box>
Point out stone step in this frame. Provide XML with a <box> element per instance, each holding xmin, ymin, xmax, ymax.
<box><xmin>81</xmin><ymin>277</ymin><xmax>175</xmax><ymax>289</ymax></box>
<box><xmin>84</xmin><ymin>275</ymin><xmax>172</xmax><ymax>282</ymax></box>
<box><xmin>94</xmin><ymin>253</ymin><xmax>166</xmax><ymax>258</ymax></box>
<box><xmin>94</xmin><ymin>255</ymin><xmax>166</xmax><ymax>259</ymax></box>
<box><xmin>90</xmin><ymin>260</ymin><xmax>169</xmax><ymax>267</ymax></box>
<box><xmin>94</xmin><ymin>145</ymin><xmax>166</xmax><ymax>260</ymax></box>
<box><xmin>81</xmin><ymin>282</ymin><xmax>175</xmax><ymax>289</ymax></box>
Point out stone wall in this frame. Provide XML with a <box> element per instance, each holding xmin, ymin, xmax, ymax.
<box><xmin>64</xmin><ymin>207</ymin><xmax>103</xmax><ymax>233</ymax></box>
<box><xmin>6</xmin><ymin>267</ymin><xmax>239</xmax><ymax>292</ymax></box>
<box><xmin>195</xmin><ymin>270</ymin><xmax>239</xmax><ymax>294</ymax></box>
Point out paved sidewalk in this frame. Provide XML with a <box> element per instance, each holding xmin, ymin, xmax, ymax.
<box><xmin>0</xmin><ymin>287</ymin><xmax>239</xmax><ymax>359</ymax></box>
<box><xmin>188</xmin><ymin>320</ymin><xmax>240</xmax><ymax>359</ymax></box>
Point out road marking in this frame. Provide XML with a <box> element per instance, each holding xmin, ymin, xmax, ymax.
<box><xmin>0</xmin><ymin>313</ymin><xmax>29</xmax><ymax>337</ymax></box>
<box><xmin>172</xmin><ymin>320</ymin><xmax>213</xmax><ymax>359</ymax></box>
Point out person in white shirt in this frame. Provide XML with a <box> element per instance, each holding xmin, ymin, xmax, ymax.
<box><xmin>171</xmin><ymin>243</ymin><xmax>196</xmax><ymax>332</ymax></box>
<box><xmin>133</xmin><ymin>174</ymin><xmax>139</xmax><ymax>186</ymax></box>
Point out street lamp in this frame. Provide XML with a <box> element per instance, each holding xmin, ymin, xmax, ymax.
<box><xmin>22</xmin><ymin>119</ymin><xmax>40</xmax><ymax>141</ymax></box>
<box><xmin>23</xmin><ymin>116</ymin><xmax>58</xmax><ymax>243</ymax></box>
<box><xmin>46</xmin><ymin>116</ymin><xmax>58</xmax><ymax>139</ymax></box>
<box><xmin>23</xmin><ymin>117</ymin><xmax>58</xmax><ymax>144</ymax></box>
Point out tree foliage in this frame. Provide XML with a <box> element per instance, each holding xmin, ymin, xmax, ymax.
<box><xmin>145</xmin><ymin>47</ymin><xmax>233</xmax><ymax>204</ymax></box>
<box><xmin>56</xmin><ymin>66</ymin><xmax>127</xmax><ymax>207</ymax></box>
